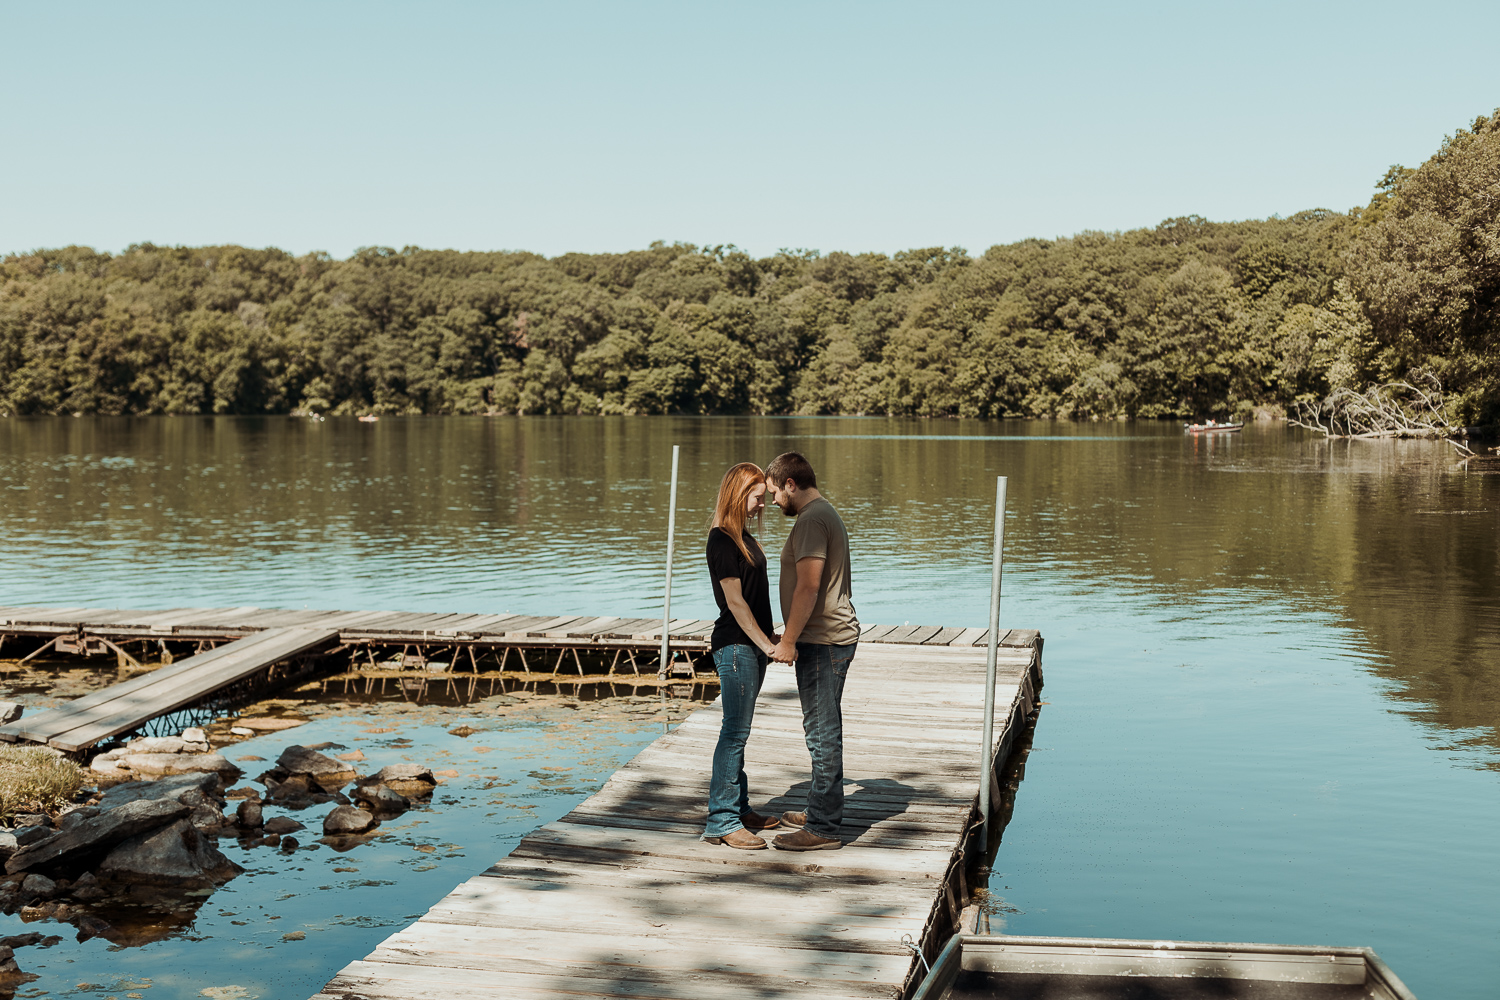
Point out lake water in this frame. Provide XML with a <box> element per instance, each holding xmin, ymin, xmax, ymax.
<box><xmin>1</xmin><ymin>416</ymin><xmax>1496</xmax><ymax>999</ymax></box>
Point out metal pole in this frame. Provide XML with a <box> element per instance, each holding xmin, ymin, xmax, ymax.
<box><xmin>657</xmin><ymin>445</ymin><xmax>680</xmax><ymax>677</ymax></box>
<box><xmin>977</xmin><ymin>475</ymin><xmax>1008</xmax><ymax>853</ymax></box>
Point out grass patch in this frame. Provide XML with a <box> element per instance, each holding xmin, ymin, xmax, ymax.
<box><xmin>0</xmin><ymin>746</ymin><xmax>88</xmax><ymax>819</ymax></box>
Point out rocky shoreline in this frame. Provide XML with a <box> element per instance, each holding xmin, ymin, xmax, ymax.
<box><xmin>0</xmin><ymin>729</ymin><xmax>437</xmax><ymax>985</ymax></box>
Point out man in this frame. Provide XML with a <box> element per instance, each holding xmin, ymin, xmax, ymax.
<box><xmin>764</xmin><ymin>451</ymin><xmax>859</xmax><ymax>852</ymax></box>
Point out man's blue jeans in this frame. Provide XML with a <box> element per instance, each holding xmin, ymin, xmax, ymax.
<box><xmin>794</xmin><ymin>641</ymin><xmax>856</xmax><ymax>840</ymax></box>
<box><xmin>704</xmin><ymin>643</ymin><xmax>767</xmax><ymax>838</ymax></box>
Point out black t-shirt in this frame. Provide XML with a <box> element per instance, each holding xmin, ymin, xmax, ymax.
<box><xmin>706</xmin><ymin>527</ymin><xmax>775</xmax><ymax>652</ymax></box>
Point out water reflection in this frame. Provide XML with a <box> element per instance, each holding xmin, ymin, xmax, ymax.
<box><xmin>2</xmin><ymin>415</ymin><xmax>1489</xmax><ymax>754</ymax></box>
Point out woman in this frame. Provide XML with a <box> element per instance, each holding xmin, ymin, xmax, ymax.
<box><xmin>701</xmin><ymin>462</ymin><xmax>781</xmax><ymax>850</ymax></box>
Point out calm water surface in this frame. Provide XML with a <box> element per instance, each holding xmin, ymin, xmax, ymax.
<box><xmin>1</xmin><ymin>416</ymin><xmax>1496</xmax><ymax>999</ymax></box>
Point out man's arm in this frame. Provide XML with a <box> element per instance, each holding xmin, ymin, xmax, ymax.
<box><xmin>717</xmin><ymin>577</ymin><xmax>775</xmax><ymax>655</ymax></box>
<box><xmin>770</xmin><ymin>556</ymin><xmax>823</xmax><ymax>663</ymax></box>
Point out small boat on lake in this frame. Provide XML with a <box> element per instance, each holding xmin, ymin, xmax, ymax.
<box><xmin>1185</xmin><ymin>419</ymin><xmax>1243</xmax><ymax>433</ymax></box>
<box><xmin>912</xmin><ymin>934</ymin><xmax>1418</xmax><ymax>1000</ymax></box>
<box><xmin>357</xmin><ymin>414</ymin><xmax>379</xmax><ymax>423</ymax></box>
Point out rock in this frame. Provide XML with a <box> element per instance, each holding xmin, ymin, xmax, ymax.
<box><xmin>126</xmin><ymin>736</ymin><xmax>186</xmax><ymax>755</ymax></box>
<box><xmin>68</xmin><ymin>872</ymin><xmax>104</xmax><ymax>902</ymax></box>
<box><xmin>276</xmin><ymin>746</ymin><xmax>357</xmax><ymax>785</ymax></box>
<box><xmin>15</xmin><ymin>827</ymin><xmax>57</xmax><ymax>849</ymax></box>
<box><xmin>0</xmin><ymin>944</ymin><xmax>15</xmax><ymax>972</ymax></box>
<box><xmin>235</xmin><ymin>800</ymin><xmax>263</xmax><ymax>829</ymax></box>
<box><xmin>6</xmin><ymin>798</ymin><xmax>191</xmax><ymax>875</ymax></box>
<box><xmin>97</xmin><ymin>772</ymin><xmax>222</xmax><ymax>811</ymax></box>
<box><xmin>230</xmin><ymin>727</ymin><xmax>255</xmax><ymax>737</ymax></box>
<box><xmin>19</xmin><ymin>901</ymin><xmax>56</xmax><ymax>921</ymax></box>
<box><xmin>57</xmin><ymin>807</ymin><xmax>99</xmax><ymax>831</ymax></box>
<box><xmin>236</xmin><ymin>755</ymin><xmax>265</xmax><ymax>761</ymax></box>
<box><xmin>225</xmin><ymin>786</ymin><xmax>260</xmax><ymax>799</ymax></box>
<box><xmin>282</xmin><ymin>929</ymin><xmax>305</xmax><ymax>940</ymax></box>
<box><xmin>336</xmin><ymin>750</ymin><xmax>365</xmax><ymax>761</ymax></box>
<box><xmin>367</xmin><ymin>764</ymin><xmax>437</xmax><ymax>796</ymax></box>
<box><xmin>0</xmin><ymin>932</ymin><xmax>46</xmax><ymax>949</ymax></box>
<box><xmin>18</xmin><ymin>875</ymin><xmax>55</xmax><ymax>901</ymax></box>
<box><xmin>322</xmin><ymin>806</ymin><xmax>376</xmax><ymax>835</ymax></box>
<box><xmin>98</xmin><ymin>818</ymin><xmax>242</xmax><ymax>886</ymax></box>
<box><xmin>90</xmin><ymin>758</ymin><xmax>130</xmax><ymax>779</ymax></box>
<box><xmin>0</xmin><ymin>703</ymin><xmax>22</xmax><ymax>724</ymax></box>
<box><xmin>280</xmin><ymin>836</ymin><xmax>299</xmax><ymax>851</ymax></box>
<box><xmin>180</xmin><ymin>727</ymin><xmax>208</xmax><ymax>744</ymax></box>
<box><xmin>116</xmin><ymin>752</ymin><xmax>241</xmax><ymax>778</ymax></box>
<box><xmin>182</xmin><ymin>741</ymin><xmax>210</xmax><ymax>754</ymax></box>
<box><xmin>0</xmin><ymin>832</ymin><xmax>15</xmax><ymax>861</ymax></box>
<box><xmin>188</xmin><ymin>804</ymin><xmax>227</xmax><ymax>832</ymax></box>
<box><xmin>354</xmin><ymin>784</ymin><xmax>409</xmax><ymax>814</ymax></box>
<box><xmin>74</xmin><ymin>914</ymin><xmax>111</xmax><ymax>941</ymax></box>
<box><xmin>262</xmin><ymin>833</ymin><xmax>281</xmax><ymax>847</ymax></box>
<box><xmin>235</xmin><ymin>716</ymin><xmax>307</xmax><ymax>732</ymax></box>
<box><xmin>302</xmin><ymin>742</ymin><xmax>347</xmax><ymax>752</ymax></box>
<box><xmin>262</xmin><ymin>816</ymin><xmax>303</xmax><ymax>835</ymax></box>
<box><xmin>12</xmin><ymin>815</ymin><xmax>46</xmax><ymax>829</ymax></box>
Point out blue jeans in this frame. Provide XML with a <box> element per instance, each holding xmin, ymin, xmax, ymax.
<box><xmin>794</xmin><ymin>641</ymin><xmax>856</xmax><ymax>839</ymax></box>
<box><xmin>704</xmin><ymin>644</ymin><xmax>767</xmax><ymax>837</ymax></box>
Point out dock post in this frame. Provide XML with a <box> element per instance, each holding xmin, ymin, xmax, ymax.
<box><xmin>657</xmin><ymin>444</ymin><xmax>681</xmax><ymax>678</ymax></box>
<box><xmin>977</xmin><ymin>475</ymin><xmax>1008</xmax><ymax>853</ymax></box>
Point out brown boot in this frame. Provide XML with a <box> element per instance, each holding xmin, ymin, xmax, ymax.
<box><xmin>772</xmin><ymin>828</ymin><xmax>842</xmax><ymax>851</ymax></box>
<box><xmin>740</xmin><ymin>810</ymin><xmax>781</xmax><ymax>832</ymax></box>
<box><xmin>703</xmin><ymin>828</ymin><xmax>767</xmax><ymax>850</ymax></box>
<box><xmin>780</xmin><ymin>811</ymin><xmax>806</xmax><ymax>828</ymax></box>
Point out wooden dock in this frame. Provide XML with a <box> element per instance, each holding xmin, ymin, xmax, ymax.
<box><xmin>312</xmin><ymin>636</ymin><xmax>1043</xmax><ymax>1000</ymax></box>
<box><xmin>0</xmin><ymin>625</ymin><xmax>338</xmax><ymax>751</ymax></box>
<box><xmin>0</xmin><ymin>605</ymin><xmax>1038</xmax><ymax>753</ymax></box>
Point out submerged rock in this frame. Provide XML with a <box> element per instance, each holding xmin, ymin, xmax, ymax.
<box><xmin>322</xmin><ymin>806</ymin><xmax>376</xmax><ymax>835</ymax></box>
<box><xmin>6</xmin><ymin>798</ymin><xmax>190</xmax><ymax>875</ymax></box>
<box><xmin>98</xmin><ymin>818</ymin><xmax>242</xmax><ymax>886</ymax></box>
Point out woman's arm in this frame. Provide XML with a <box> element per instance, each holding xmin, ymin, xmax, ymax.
<box><xmin>718</xmin><ymin>577</ymin><xmax>775</xmax><ymax>655</ymax></box>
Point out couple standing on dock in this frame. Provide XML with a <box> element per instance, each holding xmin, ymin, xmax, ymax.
<box><xmin>701</xmin><ymin>452</ymin><xmax>857</xmax><ymax>852</ymax></box>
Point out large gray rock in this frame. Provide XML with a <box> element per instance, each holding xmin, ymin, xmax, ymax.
<box><xmin>276</xmin><ymin>746</ymin><xmax>357</xmax><ymax>784</ymax></box>
<box><xmin>15</xmin><ymin>826</ymin><xmax>56</xmax><ymax>849</ymax></box>
<box><xmin>98</xmin><ymin>818</ymin><xmax>242</xmax><ymax>886</ymax></box>
<box><xmin>322</xmin><ymin>806</ymin><xmax>376</xmax><ymax>835</ymax></box>
<box><xmin>6</xmin><ymin>798</ymin><xmax>190</xmax><ymax>875</ymax></box>
<box><xmin>0</xmin><ymin>703</ymin><xmax>22</xmax><ymax>724</ymax></box>
<box><xmin>0</xmin><ymin>832</ymin><xmax>15</xmax><ymax>862</ymax></box>
<box><xmin>367</xmin><ymin>764</ymin><xmax>436</xmax><ymax>796</ymax></box>
<box><xmin>97</xmin><ymin>772</ymin><xmax>221</xmax><ymax>811</ymax></box>
<box><xmin>116</xmin><ymin>752</ymin><xmax>240</xmax><ymax>777</ymax></box>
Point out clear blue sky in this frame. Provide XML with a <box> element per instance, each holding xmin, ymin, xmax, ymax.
<box><xmin>3</xmin><ymin>1</ymin><xmax>1497</xmax><ymax>260</ymax></box>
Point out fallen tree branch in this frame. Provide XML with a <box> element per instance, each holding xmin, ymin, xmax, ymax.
<box><xmin>1290</xmin><ymin>372</ymin><xmax>1458</xmax><ymax>440</ymax></box>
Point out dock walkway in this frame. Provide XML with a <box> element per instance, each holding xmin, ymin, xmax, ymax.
<box><xmin>313</xmin><ymin>636</ymin><xmax>1043</xmax><ymax>1000</ymax></box>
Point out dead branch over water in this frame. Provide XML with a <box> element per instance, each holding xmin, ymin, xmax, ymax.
<box><xmin>1290</xmin><ymin>373</ymin><xmax>1464</xmax><ymax>443</ymax></box>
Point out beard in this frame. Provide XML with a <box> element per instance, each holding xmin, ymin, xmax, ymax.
<box><xmin>779</xmin><ymin>502</ymin><xmax>797</xmax><ymax>517</ymax></box>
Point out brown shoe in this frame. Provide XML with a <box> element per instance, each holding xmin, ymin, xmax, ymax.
<box><xmin>772</xmin><ymin>828</ymin><xmax>842</xmax><ymax>851</ymax></box>
<box><xmin>780</xmin><ymin>811</ymin><xmax>806</xmax><ymax>828</ymax></box>
<box><xmin>740</xmin><ymin>810</ymin><xmax>781</xmax><ymax>832</ymax></box>
<box><xmin>703</xmin><ymin>828</ymin><xmax>766</xmax><ymax>850</ymax></box>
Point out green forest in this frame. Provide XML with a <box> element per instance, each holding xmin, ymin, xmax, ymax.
<box><xmin>4</xmin><ymin>110</ymin><xmax>1498</xmax><ymax>423</ymax></box>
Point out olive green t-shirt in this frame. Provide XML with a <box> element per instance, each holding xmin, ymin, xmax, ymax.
<box><xmin>780</xmin><ymin>496</ymin><xmax>860</xmax><ymax>646</ymax></box>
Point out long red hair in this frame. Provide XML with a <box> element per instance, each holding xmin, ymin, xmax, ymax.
<box><xmin>710</xmin><ymin>462</ymin><xmax>764</xmax><ymax>564</ymax></box>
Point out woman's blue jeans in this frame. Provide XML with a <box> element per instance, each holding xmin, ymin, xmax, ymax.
<box><xmin>704</xmin><ymin>643</ymin><xmax>767</xmax><ymax>837</ymax></box>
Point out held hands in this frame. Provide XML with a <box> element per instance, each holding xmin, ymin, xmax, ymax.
<box><xmin>769</xmin><ymin>637</ymin><xmax>797</xmax><ymax>663</ymax></box>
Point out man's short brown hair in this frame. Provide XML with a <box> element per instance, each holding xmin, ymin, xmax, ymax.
<box><xmin>765</xmin><ymin>451</ymin><xmax>817</xmax><ymax>490</ymax></box>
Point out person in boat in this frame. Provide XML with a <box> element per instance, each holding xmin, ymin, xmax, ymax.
<box><xmin>701</xmin><ymin>462</ymin><xmax>783</xmax><ymax>850</ymax></box>
<box><xmin>764</xmin><ymin>451</ymin><xmax>860</xmax><ymax>852</ymax></box>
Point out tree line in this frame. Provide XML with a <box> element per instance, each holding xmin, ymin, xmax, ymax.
<box><xmin>3</xmin><ymin>110</ymin><xmax>1497</xmax><ymax>424</ymax></box>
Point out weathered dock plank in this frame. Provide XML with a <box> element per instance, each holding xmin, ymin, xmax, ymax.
<box><xmin>311</xmin><ymin>638</ymin><xmax>1042</xmax><ymax>1000</ymax></box>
